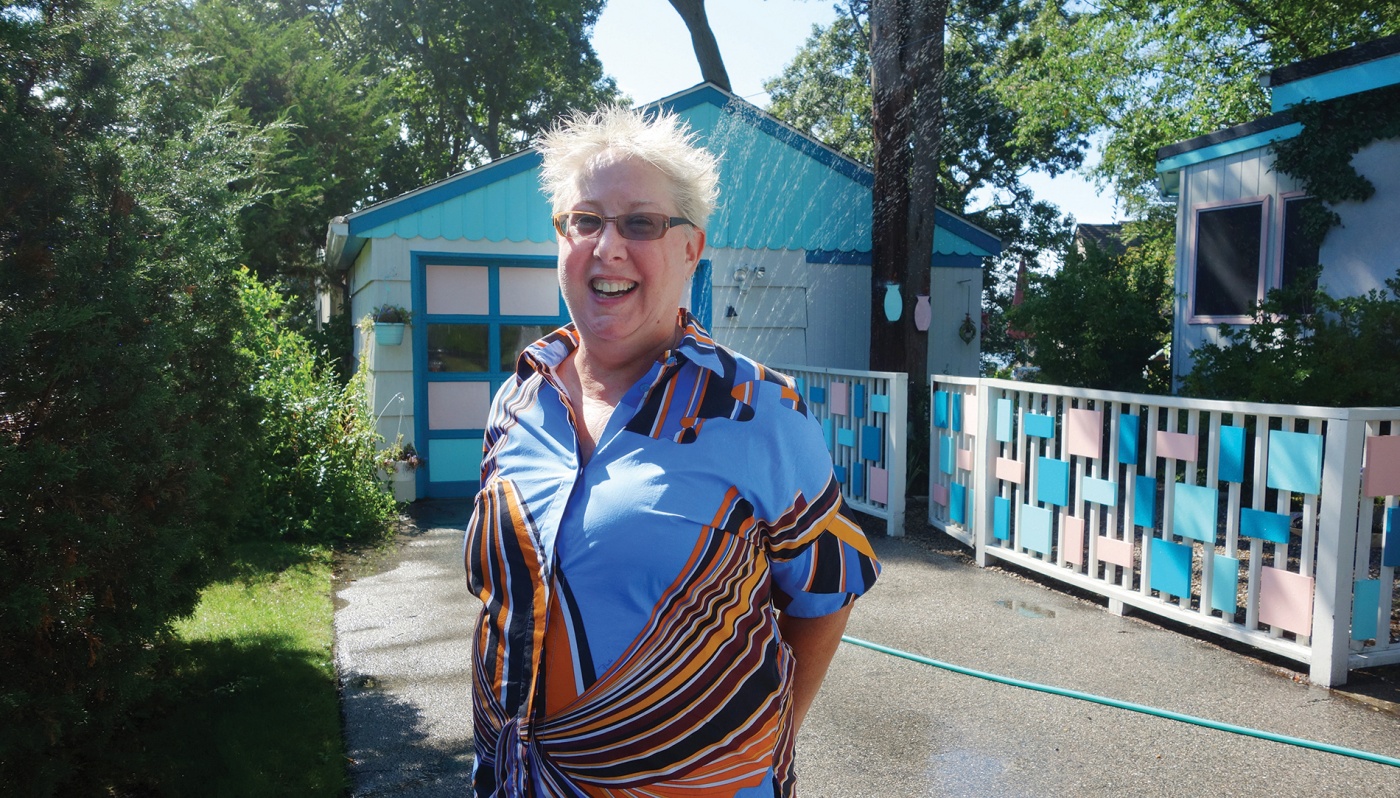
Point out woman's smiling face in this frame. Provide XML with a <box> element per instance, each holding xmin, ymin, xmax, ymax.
<box><xmin>556</xmin><ymin>156</ymin><xmax>705</xmax><ymax>360</ymax></box>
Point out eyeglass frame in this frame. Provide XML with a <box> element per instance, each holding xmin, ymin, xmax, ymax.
<box><xmin>551</xmin><ymin>210</ymin><xmax>695</xmax><ymax>241</ymax></box>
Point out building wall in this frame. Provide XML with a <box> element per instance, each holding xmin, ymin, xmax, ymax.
<box><xmin>1317</xmin><ymin>138</ymin><xmax>1400</xmax><ymax>299</ymax></box>
<box><xmin>1171</xmin><ymin>145</ymin><xmax>1304</xmax><ymax>386</ymax></box>
<box><xmin>705</xmin><ymin>247</ymin><xmax>872</xmax><ymax>370</ymax></box>
<box><xmin>927</xmin><ymin>266</ymin><xmax>983</xmax><ymax>378</ymax></box>
<box><xmin>1172</xmin><ymin>138</ymin><xmax>1400</xmax><ymax>386</ymax></box>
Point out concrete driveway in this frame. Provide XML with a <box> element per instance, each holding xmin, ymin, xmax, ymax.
<box><xmin>334</xmin><ymin>501</ymin><xmax>1400</xmax><ymax>797</ymax></box>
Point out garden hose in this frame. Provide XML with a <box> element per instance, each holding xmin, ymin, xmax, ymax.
<box><xmin>841</xmin><ymin>635</ymin><xmax>1400</xmax><ymax>769</ymax></box>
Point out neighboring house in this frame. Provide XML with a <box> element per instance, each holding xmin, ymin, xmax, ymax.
<box><xmin>1156</xmin><ymin>34</ymin><xmax>1400</xmax><ymax>388</ymax></box>
<box><xmin>1073</xmin><ymin>223</ymin><xmax>1132</xmax><ymax>258</ymax></box>
<box><xmin>324</xmin><ymin>83</ymin><xmax>1001</xmax><ymax>499</ymax></box>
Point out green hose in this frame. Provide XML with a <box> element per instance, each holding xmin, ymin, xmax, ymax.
<box><xmin>841</xmin><ymin>635</ymin><xmax>1400</xmax><ymax>769</ymax></box>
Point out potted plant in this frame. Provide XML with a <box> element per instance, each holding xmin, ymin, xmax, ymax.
<box><xmin>378</xmin><ymin>434</ymin><xmax>424</xmax><ymax>502</ymax></box>
<box><xmin>371</xmin><ymin>303</ymin><xmax>410</xmax><ymax>346</ymax></box>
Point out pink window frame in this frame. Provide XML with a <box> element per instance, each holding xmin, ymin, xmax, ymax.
<box><xmin>1186</xmin><ymin>195</ymin><xmax>1272</xmax><ymax>325</ymax></box>
<box><xmin>1272</xmin><ymin>191</ymin><xmax>1315</xmax><ymax>294</ymax></box>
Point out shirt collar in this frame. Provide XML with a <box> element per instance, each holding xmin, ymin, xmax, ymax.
<box><xmin>516</xmin><ymin>309</ymin><xmax>726</xmax><ymax>378</ymax></box>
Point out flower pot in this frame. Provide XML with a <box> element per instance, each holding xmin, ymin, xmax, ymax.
<box><xmin>380</xmin><ymin>464</ymin><xmax>417</xmax><ymax>502</ymax></box>
<box><xmin>375</xmin><ymin>322</ymin><xmax>405</xmax><ymax>346</ymax></box>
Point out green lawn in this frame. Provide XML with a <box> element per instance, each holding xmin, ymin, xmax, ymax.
<box><xmin>129</xmin><ymin>542</ymin><xmax>348</xmax><ymax>796</ymax></box>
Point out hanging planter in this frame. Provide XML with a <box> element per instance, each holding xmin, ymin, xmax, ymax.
<box><xmin>371</xmin><ymin>303</ymin><xmax>410</xmax><ymax>346</ymax></box>
<box><xmin>374</xmin><ymin>323</ymin><xmax>405</xmax><ymax>346</ymax></box>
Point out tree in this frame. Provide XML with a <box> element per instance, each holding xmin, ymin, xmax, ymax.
<box><xmin>345</xmin><ymin>0</ymin><xmax>620</xmax><ymax>183</ymax></box>
<box><xmin>999</xmin><ymin>0</ymin><xmax>1400</xmax><ymax>207</ymax></box>
<box><xmin>868</xmin><ymin>0</ymin><xmax>947</xmax><ymax>383</ymax></box>
<box><xmin>1</xmin><ymin>3</ymin><xmax>267</xmax><ymax>789</ymax></box>
<box><xmin>668</xmin><ymin>0</ymin><xmax>731</xmax><ymax>91</ymax></box>
<box><xmin>131</xmin><ymin>0</ymin><xmax>396</xmax><ymax>294</ymax></box>
<box><xmin>1006</xmin><ymin>219</ymin><xmax>1173</xmax><ymax>392</ymax></box>
<box><xmin>765</xmin><ymin>0</ymin><xmax>1085</xmax><ymax>372</ymax></box>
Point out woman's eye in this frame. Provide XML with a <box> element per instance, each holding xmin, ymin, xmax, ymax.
<box><xmin>573</xmin><ymin>214</ymin><xmax>603</xmax><ymax>234</ymax></box>
<box><xmin>623</xmin><ymin>215</ymin><xmax>659</xmax><ymax>236</ymax></box>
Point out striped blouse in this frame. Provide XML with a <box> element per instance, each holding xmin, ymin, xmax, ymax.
<box><xmin>466</xmin><ymin>312</ymin><xmax>879</xmax><ymax>796</ymax></box>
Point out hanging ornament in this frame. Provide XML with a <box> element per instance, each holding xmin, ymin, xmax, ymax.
<box><xmin>958</xmin><ymin>312</ymin><xmax>977</xmax><ymax>344</ymax></box>
<box><xmin>914</xmin><ymin>294</ymin><xmax>931</xmax><ymax>331</ymax></box>
<box><xmin>883</xmin><ymin>282</ymin><xmax>902</xmax><ymax>322</ymax></box>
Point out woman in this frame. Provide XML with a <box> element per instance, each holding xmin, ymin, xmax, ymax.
<box><xmin>466</xmin><ymin>105</ymin><xmax>879</xmax><ymax>797</ymax></box>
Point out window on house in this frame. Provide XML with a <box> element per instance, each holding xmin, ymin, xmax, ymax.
<box><xmin>1279</xmin><ymin>196</ymin><xmax>1322</xmax><ymax>314</ymax></box>
<box><xmin>1192</xmin><ymin>202</ymin><xmax>1264</xmax><ymax>320</ymax></box>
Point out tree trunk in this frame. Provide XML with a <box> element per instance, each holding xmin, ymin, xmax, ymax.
<box><xmin>668</xmin><ymin>0</ymin><xmax>732</xmax><ymax>92</ymax></box>
<box><xmin>902</xmin><ymin>0</ymin><xmax>947</xmax><ymax>390</ymax></box>
<box><xmin>868</xmin><ymin>0</ymin><xmax>947</xmax><ymax>388</ymax></box>
<box><xmin>868</xmin><ymin>0</ymin><xmax>912</xmax><ymax>373</ymax></box>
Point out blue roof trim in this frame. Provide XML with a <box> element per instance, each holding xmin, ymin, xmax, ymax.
<box><xmin>807</xmin><ymin>249</ymin><xmax>873</xmax><ymax>265</ymax></box>
<box><xmin>1271</xmin><ymin>50</ymin><xmax>1400</xmax><ymax>112</ymax></box>
<box><xmin>931</xmin><ymin>254</ymin><xmax>989</xmax><ymax>268</ymax></box>
<box><xmin>656</xmin><ymin>85</ymin><xmax>875</xmax><ymax>189</ymax></box>
<box><xmin>346</xmin><ymin>150</ymin><xmax>542</xmax><ymax>237</ymax></box>
<box><xmin>1155</xmin><ymin>123</ymin><xmax>1304</xmax><ymax>173</ymax></box>
<box><xmin>933</xmin><ymin>209</ymin><xmax>1000</xmax><ymax>255</ymax></box>
<box><xmin>807</xmin><ymin>249</ymin><xmax>988</xmax><ymax>269</ymax></box>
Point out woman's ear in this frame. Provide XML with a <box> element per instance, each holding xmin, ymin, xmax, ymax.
<box><xmin>684</xmin><ymin>228</ymin><xmax>707</xmax><ymax>277</ymax></box>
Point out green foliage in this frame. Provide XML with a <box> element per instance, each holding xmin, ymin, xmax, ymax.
<box><xmin>1008</xmin><ymin>220</ymin><xmax>1173</xmax><ymax>392</ymax></box>
<box><xmin>1271</xmin><ymin>84</ymin><xmax>1400</xmax><ymax>241</ymax></box>
<box><xmin>129</xmin><ymin>0</ymin><xmax>397</xmax><ymax>313</ymax></box>
<box><xmin>1182</xmin><ymin>273</ymin><xmax>1400</xmax><ymax>407</ymax></box>
<box><xmin>0</xmin><ymin>3</ymin><xmax>262</xmax><ymax>791</ymax></box>
<box><xmin>765</xmin><ymin>13</ymin><xmax>873</xmax><ymax>163</ymax></box>
<box><xmin>235</xmin><ymin>270</ymin><xmax>397</xmax><ymax>544</ymax></box>
<box><xmin>345</xmin><ymin>0</ymin><xmax>619</xmax><ymax>181</ymax></box>
<box><xmin>1000</xmin><ymin>1</ymin><xmax>1400</xmax><ymax>206</ymax></box>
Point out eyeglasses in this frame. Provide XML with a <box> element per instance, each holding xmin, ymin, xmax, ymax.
<box><xmin>552</xmin><ymin>211</ymin><xmax>694</xmax><ymax>241</ymax></box>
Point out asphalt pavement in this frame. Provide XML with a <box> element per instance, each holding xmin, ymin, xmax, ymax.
<box><xmin>333</xmin><ymin>499</ymin><xmax>1400</xmax><ymax>797</ymax></box>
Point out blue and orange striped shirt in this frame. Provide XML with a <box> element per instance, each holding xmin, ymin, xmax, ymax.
<box><xmin>465</xmin><ymin>312</ymin><xmax>879</xmax><ymax>796</ymax></box>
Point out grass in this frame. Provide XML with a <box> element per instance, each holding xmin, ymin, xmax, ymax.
<box><xmin>123</xmin><ymin>541</ymin><xmax>348</xmax><ymax>797</ymax></box>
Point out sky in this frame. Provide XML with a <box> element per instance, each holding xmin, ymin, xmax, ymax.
<box><xmin>591</xmin><ymin>0</ymin><xmax>1122</xmax><ymax>225</ymax></box>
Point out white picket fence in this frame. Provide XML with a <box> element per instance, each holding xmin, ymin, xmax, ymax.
<box><xmin>929</xmin><ymin>375</ymin><xmax>1400</xmax><ymax>687</ymax></box>
<box><xmin>776</xmin><ymin>365</ymin><xmax>908</xmax><ymax>537</ymax></box>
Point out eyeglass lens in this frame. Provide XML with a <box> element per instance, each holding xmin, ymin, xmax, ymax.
<box><xmin>554</xmin><ymin>212</ymin><xmax>687</xmax><ymax>241</ymax></box>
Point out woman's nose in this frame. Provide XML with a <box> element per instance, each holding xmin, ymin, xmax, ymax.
<box><xmin>591</xmin><ymin>221</ymin><xmax>628</xmax><ymax>259</ymax></box>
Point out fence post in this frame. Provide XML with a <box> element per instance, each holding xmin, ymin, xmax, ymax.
<box><xmin>972</xmin><ymin>380</ymin><xmax>997</xmax><ymax>567</ymax></box>
<box><xmin>885</xmin><ymin>372</ymin><xmax>909</xmax><ymax>537</ymax></box>
<box><xmin>1310</xmin><ymin>410</ymin><xmax>1365</xmax><ymax>686</ymax></box>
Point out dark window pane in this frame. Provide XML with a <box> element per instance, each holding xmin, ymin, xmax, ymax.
<box><xmin>499</xmin><ymin>325</ymin><xmax>549</xmax><ymax>368</ymax></box>
<box><xmin>427</xmin><ymin>324</ymin><xmax>489</xmax><ymax>372</ymax></box>
<box><xmin>1194</xmin><ymin>204</ymin><xmax>1263</xmax><ymax>318</ymax></box>
<box><xmin>1281</xmin><ymin>197</ymin><xmax>1322</xmax><ymax>314</ymax></box>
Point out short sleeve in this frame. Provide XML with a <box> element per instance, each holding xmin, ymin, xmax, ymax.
<box><xmin>741</xmin><ymin>378</ymin><xmax>880</xmax><ymax>618</ymax></box>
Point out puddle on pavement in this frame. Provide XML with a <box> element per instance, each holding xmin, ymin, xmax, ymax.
<box><xmin>927</xmin><ymin>747</ymin><xmax>1009</xmax><ymax>795</ymax></box>
<box><xmin>994</xmin><ymin>599</ymin><xmax>1057</xmax><ymax>619</ymax></box>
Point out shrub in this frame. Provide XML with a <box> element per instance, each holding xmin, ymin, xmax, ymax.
<box><xmin>0</xmin><ymin>6</ymin><xmax>262</xmax><ymax>791</ymax></box>
<box><xmin>235</xmin><ymin>271</ymin><xmax>397</xmax><ymax>545</ymax></box>
<box><xmin>1007</xmin><ymin>220</ymin><xmax>1173</xmax><ymax>393</ymax></box>
<box><xmin>1182</xmin><ymin>271</ymin><xmax>1400</xmax><ymax>407</ymax></box>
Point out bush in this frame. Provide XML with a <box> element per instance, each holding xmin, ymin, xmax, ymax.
<box><xmin>235</xmin><ymin>271</ymin><xmax>397</xmax><ymax>545</ymax></box>
<box><xmin>1182</xmin><ymin>271</ymin><xmax>1400</xmax><ymax>407</ymax></box>
<box><xmin>1007</xmin><ymin>219</ymin><xmax>1173</xmax><ymax>393</ymax></box>
<box><xmin>0</xmin><ymin>6</ymin><xmax>261</xmax><ymax>791</ymax></box>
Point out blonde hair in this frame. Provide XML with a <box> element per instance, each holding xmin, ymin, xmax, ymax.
<box><xmin>535</xmin><ymin>105</ymin><xmax>720</xmax><ymax>230</ymax></box>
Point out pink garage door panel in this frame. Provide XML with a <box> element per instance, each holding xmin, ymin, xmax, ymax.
<box><xmin>429</xmin><ymin>381</ymin><xmax>493</xmax><ymax>430</ymax></box>
<box><xmin>499</xmin><ymin>267</ymin><xmax>562</xmax><ymax>316</ymax></box>
<box><xmin>426</xmin><ymin>265</ymin><xmax>490</xmax><ymax>316</ymax></box>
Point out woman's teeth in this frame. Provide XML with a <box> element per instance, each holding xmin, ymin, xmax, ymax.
<box><xmin>591</xmin><ymin>279</ymin><xmax>637</xmax><ymax>298</ymax></box>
